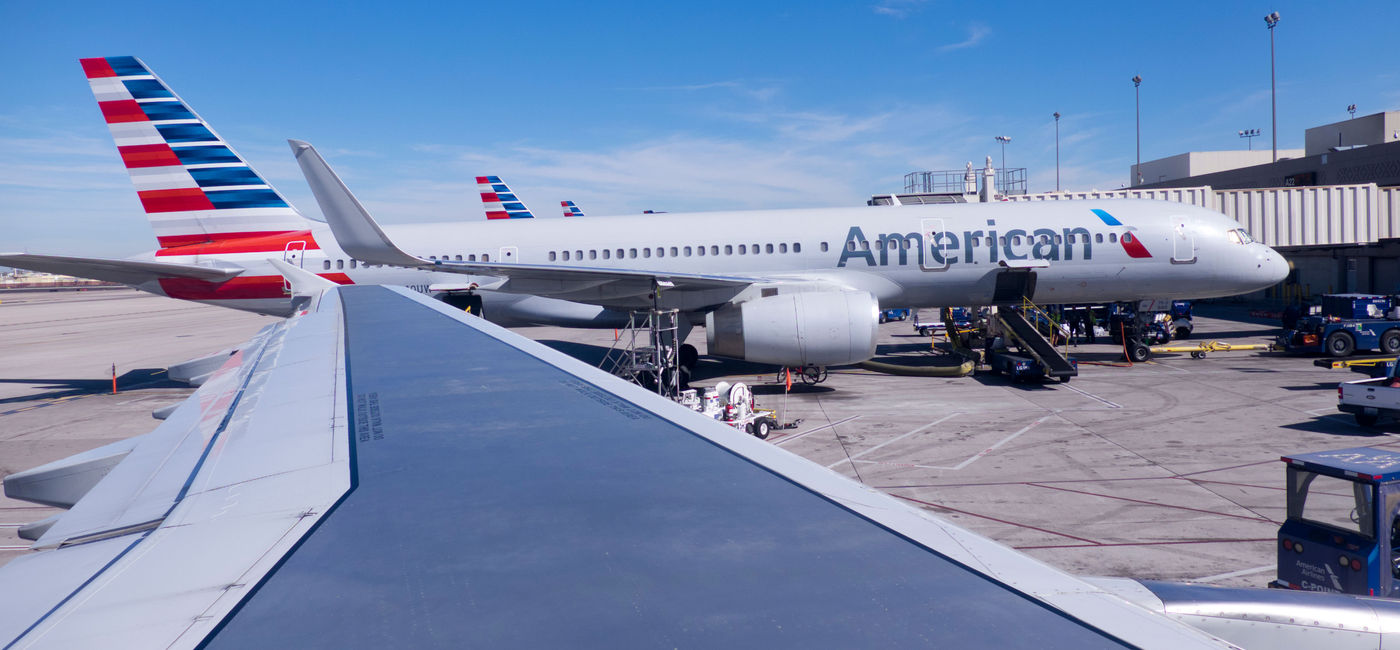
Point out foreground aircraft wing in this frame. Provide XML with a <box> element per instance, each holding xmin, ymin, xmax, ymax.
<box><xmin>290</xmin><ymin>140</ymin><xmax>758</xmax><ymax>302</ymax></box>
<box><xmin>0</xmin><ymin>252</ymin><xmax>243</xmax><ymax>285</ymax></box>
<box><xmin>0</xmin><ymin>283</ymin><xmax>1235</xmax><ymax>649</ymax></box>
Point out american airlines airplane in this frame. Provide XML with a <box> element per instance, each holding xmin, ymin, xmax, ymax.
<box><xmin>0</xmin><ymin>56</ymin><xmax>1289</xmax><ymax>369</ymax></box>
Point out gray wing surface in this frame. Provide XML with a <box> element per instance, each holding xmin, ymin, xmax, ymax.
<box><xmin>0</xmin><ymin>285</ymin><xmax>1233</xmax><ymax>648</ymax></box>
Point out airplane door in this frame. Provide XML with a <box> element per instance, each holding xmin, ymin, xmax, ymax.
<box><xmin>283</xmin><ymin>240</ymin><xmax>307</xmax><ymax>268</ymax></box>
<box><xmin>281</xmin><ymin>240</ymin><xmax>307</xmax><ymax>295</ymax></box>
<box><xmin>499</xmin><ymin>246</ymin><xmax>519</xmax><ymax>263</ymax></box>
<box><xmin>1171</xmin><ymin>222</ymin><xmax>1196</xmax><ymax>264</ymax></box>
<box><xmin>919</xmin><ymin>218</ymin><xmax>949</xmax><ymax>271</ymax></box>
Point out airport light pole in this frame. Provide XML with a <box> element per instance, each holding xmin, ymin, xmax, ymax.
<box><xmin>1348</xmin><ymin>104</ymin><xmax>1357</xmax><ymax>120</ymax></box>
<box><xmin>1053</xmin><ymin>112</ymin><xmax>1061</xmax><ymax>192</ymax></box>
<box><xmin>1238</xmin><ymin>128</ymin><xmax>1260</xmax><ymax>150</ymax></box>
<box><xmin>1265</xmin><ymin>11</ymin><xmax>1280</xmax><ymax>162</ymax></box>
<box><xmin>1132</xmin><ymin>75</ymin><xmax>1142</xmax><ymax>186</ymax></box>
<box><xmin>994</xmin><ymin>135</ymin><xmax>1010</xmax><ymax>193</ymax></box>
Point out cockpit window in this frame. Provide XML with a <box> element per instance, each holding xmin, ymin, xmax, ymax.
<box><xmin>1227</xmin><ymin>228</ymin><xmax>1255</xmax><ymax>245</ymax></box>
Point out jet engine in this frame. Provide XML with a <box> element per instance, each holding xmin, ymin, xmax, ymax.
<box><xmin>705</xmin><ymin>291</ymin><xmax>879</xmax><ymax>367</ymax></box>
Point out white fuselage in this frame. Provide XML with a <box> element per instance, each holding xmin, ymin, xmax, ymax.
<box><xmin>141</xmin><ymin>199</ymin><xmax>1288</xmax><ymax>322</ymax></box>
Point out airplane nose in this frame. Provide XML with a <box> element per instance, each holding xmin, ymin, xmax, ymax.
<box><xmin>1257</xmin><ymin>246</ymin><xmax>1289</xmax><ymax>285</ymax></box>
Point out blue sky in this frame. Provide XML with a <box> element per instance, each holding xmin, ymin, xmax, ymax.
<box><xmin>2</xmin><ymin>1</ymin><xmax>1397</xmax><ymax>256</ymax></box>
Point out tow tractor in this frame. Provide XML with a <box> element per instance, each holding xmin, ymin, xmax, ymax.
<box><xmin>1280</xmin><ymin>293</ymin><xmax>1400</xmax><ymax>357</ymax></box>
<box><xmin>1274</xmin><ymin>447</ymin><xmax>1400</xmax><ymax>597</ymax></box>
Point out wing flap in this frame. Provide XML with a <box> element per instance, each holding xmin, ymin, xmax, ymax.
<box><xmin>0</xmin><ymin>253</ymin><xmax>244</xmax><ymax>285</ymax></box>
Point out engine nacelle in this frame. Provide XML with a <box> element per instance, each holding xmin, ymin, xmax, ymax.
<box><xmin>705</xmin><ymin>291</ymin><xmax>879</xmax><ymax>367</ymax></box>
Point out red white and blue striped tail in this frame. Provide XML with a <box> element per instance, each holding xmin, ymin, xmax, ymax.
<box><xmin>561</xmin><ymin>200</ymin><xmax>585</xmax><ymax>218</ymax></box>
<box><xmin>80</xmin><ymin>56</ymin><xmax>313</xmax><ymax>249</ymax></box>
<box><xmin>476</xmin><ymin>176</ymin><xmax>534</xmax><ymax>219</ymax></box>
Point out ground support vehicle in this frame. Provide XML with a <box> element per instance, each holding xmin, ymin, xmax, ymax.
<box><xmin>913</xmin><ymin>307</ymin><xmax>970</xmax><ymax>337</ymax></box>
<box><xmin>984</xmin><ymin>338</ymin><xmax>1076</xmax><ymax>382</ymax></box>
<box><xmin>1280</xmin><ymin>294</ymin><xmax>1400</xmax><ymax>358</ymax></box>
<box><xmin>678</xmin><ymin>381</ymin><xmax>784</xmax><ymax>439</ymax></box>
<box><xmin>1339</xmin><ymin>361</ymin><xmax>1400</xmax><ymax>426</ymax></box>
<box><xmin>1150</xmin><ymin>340</ymin><xmax>1276</xmax><ymax>360</ymax></box>
<box><xmin>1274</xmin><ymin>447</ymin><xmax>1400</xmax><ymax>597</ymax></box>
<box><xmin>879</xmin><ymin>308</ymin><xmax>910</xmax><ymax>323</ymax></box>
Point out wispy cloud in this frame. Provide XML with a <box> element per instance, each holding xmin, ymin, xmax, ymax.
<box><xmin>873</xmin><ymin>0</ymin><xmax>929</xmax><ymax>19</ymax></box>
<box><xmin>635</xmin><ymin>80</ymin><xmax>781</xmax><ymax>103</ymax></box>
<box><xmin>939</xmin><ymin>23</ymin><xmax>990</xmax><ymax>52</ymax></box>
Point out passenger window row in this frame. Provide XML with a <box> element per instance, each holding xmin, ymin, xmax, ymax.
<box><xmin>320</xmin><ymin>252</ymin><xmax>493</xmax><ymax>271</ymax></box>
<box><xmin>546</xmin><ymin>242</ymin><xmax>808</xmax><ymax>263</ymax></box>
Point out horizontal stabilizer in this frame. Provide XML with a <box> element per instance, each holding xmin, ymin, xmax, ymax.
<box><xmin>0</xmin><ymin>253</ymin><xmax>243</xmax><ymax>286</ymax></box>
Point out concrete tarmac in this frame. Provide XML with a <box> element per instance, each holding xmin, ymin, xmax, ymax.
<box><xmin>2</xmin><ymin>289</ymin><xmax>1391</xmax><ymax>590</ymax></box>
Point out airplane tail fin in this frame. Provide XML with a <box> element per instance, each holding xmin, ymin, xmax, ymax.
<box><xmin>80</xmin><ymin>56</ymin><xmax>313</xmax><ymax>249</ymax></box>
<box><xmin>476</xmin><ymin>176</ymin><xmax>534</xmax><ymax>219</ymax></box>
<box><xmin>561</xmin><ymin>200</ymin><xmax>585</xmax><ymax>218</ymax></box>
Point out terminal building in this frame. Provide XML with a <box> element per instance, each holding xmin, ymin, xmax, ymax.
<box><xmin>888</xmin><ymin>112</ymin><xmax>1400</xmax><ymax>300</ymax></box>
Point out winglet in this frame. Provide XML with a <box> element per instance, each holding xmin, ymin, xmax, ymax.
<box><xmin>288</xmin><ymin>140</ymin><xmax>425</xmax><ymax>268</ymax></box>
<box><xmin>268</xmin><ymin>257</ymin><xmax>338</xmax><ymax>312</ymax></box>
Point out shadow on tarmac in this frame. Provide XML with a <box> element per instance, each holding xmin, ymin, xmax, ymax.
<box><xmin>0</xmin><ymin>369</ymin><xmax>175</xmax><ymax>405</ymax></box>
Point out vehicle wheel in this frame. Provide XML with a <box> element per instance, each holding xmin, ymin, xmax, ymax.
<box><xmin>1356</xmin><ymin>413</ymin><xmax>1379</xmax><ymax>427</ymax></box>
<box><xmin>1057</xmin><ymin>374</ymin><xmax>1072</xmax><ymax>384</ymax></box>
<box><xmin>1190</xmin><ymin>351</ymin><xmax>1205</xmax><ymax>359</ymax></box>
<box><xmin>801</xmin><ymin>366</ymin><xmax>828</xmax><ymax>384</ymax></box>
<box><xmin>1326</xmin><ymin>331</ymin><xmax>1356</xmax><ymax>358</ymax></box>
<box><xmin>1128</xmin><ymin>342</ymin><xmax>1151</xmax><ymax>363</ymax></box>
<box><xmin>1382</xmin><ymin>330</ymin><xmax>1400</xmax><ymax>355</ymax></box>
<box><xmin>1175</xmin><ymin>327</ymin><xmax>1191</xmax><ymax>340</ymax></box>
<box><xmin>753</xmin><ymin>419</ymin><xmax>772</xmax><ymax>439</ymax></box>
<box><xmin>879</xmin><ymin>314</ymin><xmax>887</xmax><ymax>324</ymax></box>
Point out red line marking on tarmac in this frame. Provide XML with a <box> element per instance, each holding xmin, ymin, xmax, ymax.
<box><xmin>1184</xmin><ymin>478</ymin><xmax>1284</xmax><ymax>492</ymax></box>
<box><xmin>1017</xmin><ymin>538</ymin><xmax>1275</xmax><ymax>551</ymax></box>
<box><xmin>891</xmin><ymin>494</ymin><xmax>1101</xmax><ymax>545</ymax></box>
<box><xmin>1027</xmin><ymin>483</ymin><xmax>1278</xmax><ymax>523</ymax></box>
<box><xmin>1174</xmin><ymin>460</ymin><xmax>1277</xmax><ymax>478</ymax></box>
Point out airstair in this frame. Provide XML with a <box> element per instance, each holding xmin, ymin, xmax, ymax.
<box><xmin>599</xmin><ymin>308</ymin><xmax>682</xmax><ymax>399</ymax></box>
<box><xmin>995</xmin><ymin>300</ymin><xmax>1077</xmax><ymax>381</ymax></box>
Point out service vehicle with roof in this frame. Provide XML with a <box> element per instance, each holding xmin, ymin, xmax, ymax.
<box><xmin>1275</xmin><ymin>447</ymin><xmax>1400</xmax><ymax>597</ymax></box>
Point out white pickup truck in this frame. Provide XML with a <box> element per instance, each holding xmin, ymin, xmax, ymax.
<box><xmin>1339</xmin><ymin>363</ymin><xmax>1400</xmax><ymax>426</ymax></box>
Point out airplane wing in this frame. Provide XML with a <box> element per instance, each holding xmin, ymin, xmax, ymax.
<box><xmin>289</xmin><ymin>140</ymin><xmax>759</xmax><ymax>304</ymax></box>
<box><xmin>0</xmin><ymin>252</ymin><xmax>243</xmax><ymax>285</ymax></box>
<box><xmin>0</xmin><ymin>282</ymin><xmax>1235</xmax><ymax>649</ymax></box>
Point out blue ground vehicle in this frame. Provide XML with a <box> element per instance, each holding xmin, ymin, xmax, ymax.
<box><xmin>879</xmin><ymin>308</ymin><xmax>910</xmax><ymax>324</ymax></box>
<box><xmin>1274</xmin><ymin>447</ymin><xmax>1400</xmax><ymax>597</ymax></box>
<box><xmin>1279</xmin><ymin>294</ymin><xmax>1400</xmax><ymax>357</ymax></box>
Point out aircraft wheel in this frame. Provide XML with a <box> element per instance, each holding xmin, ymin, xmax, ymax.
<box><xmin>1326</xmin><ymin>331</ymin><xmax>1356</xmax><ymax>358</ymax></box>
<box><xmin>679</xmin><ymin>344</ymin><xmax>699</xmax><ymax>371</ymax></box>
<box><xmin>1356</xmin><ymin>413</ymin><xmax>1379</xmax><ymax>427</ymax></box>
<box><xmin>1382</xmin><ymin>330</ymin><xmax>1400</xmax><ymax>355</ymax></box>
